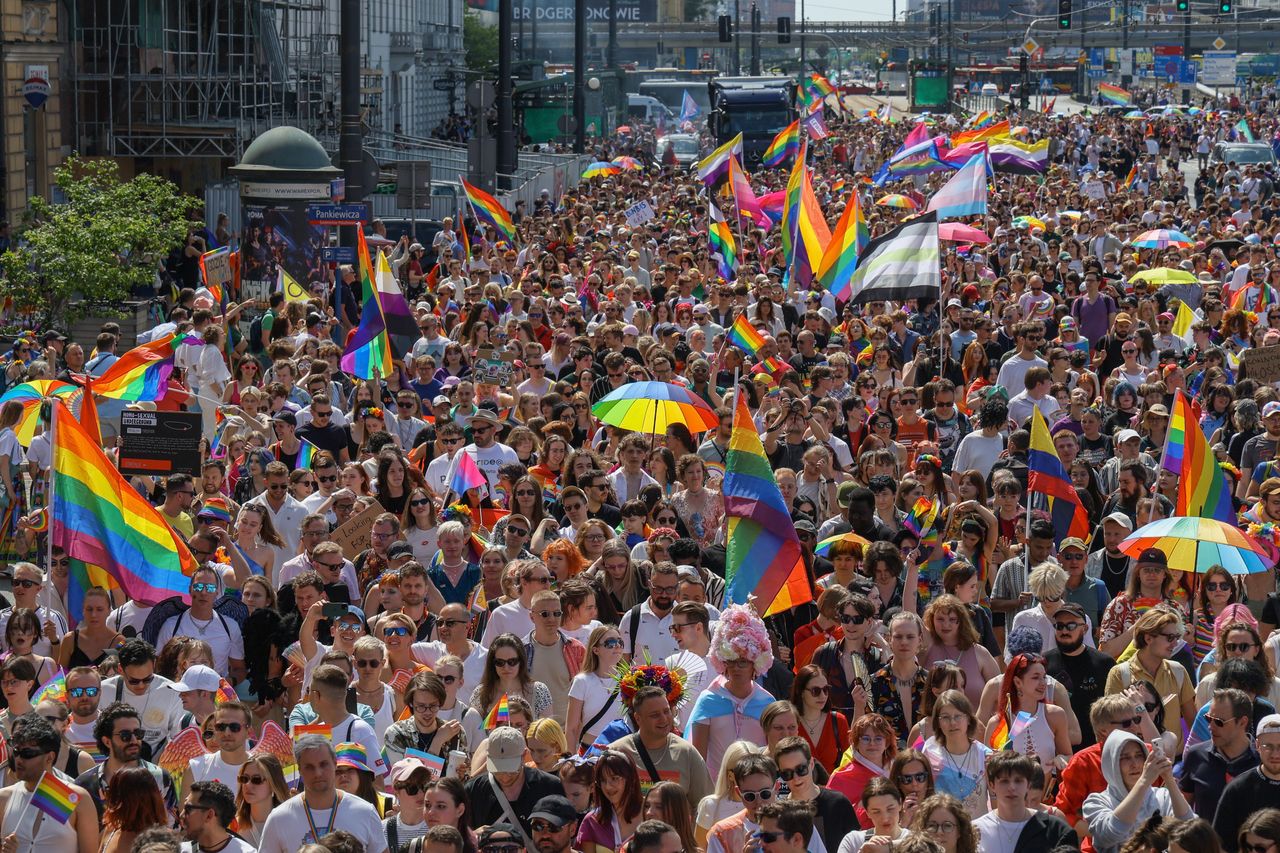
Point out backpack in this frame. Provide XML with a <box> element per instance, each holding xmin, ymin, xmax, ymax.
<box><xmin>140</xmin><ymin>594</ymin><xmax>248</xmax><ymax>648</ymax></box>
<box><xmin>1114</xmin><ymin>658</ymin><xmax>1187</xmax><ymax>692</ymax></box>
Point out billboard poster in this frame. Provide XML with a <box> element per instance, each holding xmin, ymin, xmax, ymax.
<box><xmin>238</xmin><ymin>202</ymin><xmax>327</xmax><ymax>305</ymax></box>
<box><xmin>501</xmin><ymin>0</ymin><xmax>658</xmax><ymax>22</ymax></box>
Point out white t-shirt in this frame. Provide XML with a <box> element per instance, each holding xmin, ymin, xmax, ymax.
<box><xmin>257</xmin><ymin>792</ymin><xmax>388</xmax><ymax>853</ymax></box>
<box><xmin>453</xmin><ymin>441</ymin><xmax>519</xmax><ymax>487</ymax></box>
<box><xmin>562</xmin><ymin>620</ymin><xmax>602</xmax><ymax>647</ymax></box>
<box><xmin>97</xmin><ymin>676</ymin><xmax>186</xmax><ymax>756</ymax></box>
<box><xmin>568</xmin><ymin>672</ymin><xmax>623</xmax><ymax>743</ymax></box>
<box><xmin>156</xmin><ymin>610</ymin><xmax>245</xmax><ymax>672</ymax></box>
<box><xmin>403</xmin><ymin>526</ymin><xmax>439</xmax><ymax>564</ymax></box>
<box><xmin>289</xmin><ymin>714</ymin><xmax>386</xmax><ymax>779</ymax></box>
<box><xmin>411</xmin><ymin>640</ymin><xmax>488</xmax><ymax>694</ymax></box>
<box><xmin>951</xmin><ymin>432</ymin><xmax>1005</xmax><ymax>478</ymax></box>
<box><xmin>107</xmin><ymin>601</ymin><xmax>153</xmax><ymax>636</ymax></box>
<box><xmin>837</xmin><ymin>827</ymin><xmax>911</xmax><ymax>853</ymax></box>
<box><xmin>188</xmin><ymin>751</ymin><xmax>245</xmax><ymax>796</ymax></box>
<box><xmin>480</xmin><ymin>600</ymin><xmax>534</xmax><ymax>647</ymax></box>
<box><xmin>973</xmin><ymin>812</ymin><xmax>1033</xmax><ymax>853</ymax></box>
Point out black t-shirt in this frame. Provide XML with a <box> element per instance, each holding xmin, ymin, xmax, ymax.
<box><xmin>1180</xmin><ymin>741</ymin><xmax>1261</xmax><ymax>821</ymax></box>
<box><xmin>298</xmin><ymin>422</ymin><xmax>351</xmax><ymax>457</ymax></box>
<box><xmin>464</xmin><ymin>768</ymin><xmax>565</xmax><ymax>834</ymax></box>
<box><xmin>1078</xmin><ymin>433</ymin><xmax>1112</xmax><ymax>467</ymax></box>
<box><xmin>1044</xmin><ymin>645</ymin><xmax>1116</xmax><ymax>748</ymax></box>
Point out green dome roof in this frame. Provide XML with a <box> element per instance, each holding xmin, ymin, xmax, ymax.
<box><xmin>234</xmin><ymin>126</ymin><xmax>341</xmax><ymax>175</ymax></box>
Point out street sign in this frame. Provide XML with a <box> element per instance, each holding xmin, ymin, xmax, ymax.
<box><xmin>1178</xmin><ymin>62</ymin><xmax>1197</xmax><ymax>85</ymax></box>
<box><xmin>321</xmin><ymin>246</ymin><xmax>357</xmax><ymax>264</ymax></box>
<box><xmin>433</xmin><ymin>77</ymin><xmax>455</xmax><ymax>91</ymax></box>
<box><xmin>330</xmin><ymin>177</ymin><xmax>345</xmax><ymax>203</ymax></box>
<box><xmin>396</xmin><ymin>160</ymin><xmax>434</xmax><ymax>210</ymax></box>
<box><xmin>1021</xmin><ymin>37</ymin><xmax>1040</xmax><ymax>57</ymax></box>
<box><xmin>21</xmin><ymin>65</ymin><xmax>49</xmax><ymax>109</ymax></box>
<box><xmin>1202</xmin><ymin>50</ymin><xmax>1238</xmax><ymax>85</ymax></box>
<box><xmin>1088</xmin><ymin>69</ymin><xmax>1106</xmax><ymax>78</ymax></box>
<box><xmin>1213</xmin><ymin>36</ymin><xmax>1227</xmax><ymax>50</ymax></box>
<box><xmin>306</xmin><ymin>202</ymin><xmax>371</xmax><ymax>225</ymax></box>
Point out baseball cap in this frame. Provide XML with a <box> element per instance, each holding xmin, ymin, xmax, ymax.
<box><xmin>387</xmin><ymin>541</ymin><xmax>415</xmax><ymax>560</ymax></box>
<box><xmin>335</xmin><ymin>605</ymin><xmax>365</xmax><ymax>624</ymax></box>
<box><xmin>837</xmin><ymin>481</ymin><xmax>858</xmax><ymax>509</ymax></box>
<box><xmin>1103</xmin><ymin>512</ymin><xmax>1134</xmax><ymax>531</ymax></box>
<box><xmin>486</xmin><ymin>726</ymin><xmax>526</xmax><ymax>774</ymax></box>
<box><xmin>432</xmin><ymin>395</ymin><xmax>452</xmax><ymax>406</ymax></box>
<box><xmin>170</xmin><ymin>665</ymin><xmax>221</xmax><ymax>693</ymax></box>
<box><xmin>42</xmin><ymin>330</ymin><xmax>66</xmax><ymax>343</ymax></box>
<box><xmin>1257</xmin><ymin>714</ymin><xmax>1280</xmax><ymax>737</ymax></box>
<box><xmin>1137</xmin><ymin>547</ymin><xmax>1168</xmax><ymax>567</ymax></box>
<box><xmin>692</xmin><ymin>304</ymin><xmax>710</xmax><ymax>316</ymax></box>
<box><xmin>272</xmin><ymin>410</ymin><xmax>297</xmax><ymax>426</ymax></box>
<box><xmin>530</xmin><ymin>795</ymin><xmax>579</xmax><ymax>828</ymax></box>
<box><xmin>1264</xmin><ymin>401</ymin><xmax>1280</xmax><ymax>418</ymax></box>
<box><xmin>622</xmin><ymin>324</ymin><xmax>640</xmax><ymax>336</ymax></box>
<box><xmin>1115</xmin><ymin>429</ymin><xmax>1141</xmax><ymax>444</ymax></box>
<box><xmin>1054</xmin><ymin>601</ymin><xmax>1088</xmax><ymax>621</ymax></box>
<box><xmin>1059</xmin><ymin>537</ymin><xmax>1088</xmax><ymax>553</ymax></box>
<box><xmin>479</xmin><ymin>824</ymin><xmax>523</xmax><ymax>848</ymax></box>
<box><xmin>390</xmin><ymin>756</ymin><xmax>431</xmax><ymax>784</ymax></box>
<box><xmin>794</xmin><ymin>519</ymin><xmax>817</xmax><ymax>535</ymax></box>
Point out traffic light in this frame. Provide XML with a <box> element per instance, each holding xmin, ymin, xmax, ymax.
<box><xmin>1019</xmin><ymin>53</ymin><xmax>1029</xmax><ymax>73</ymax></box>
<box><xmin>1220</xmin><ymin>0</ymin><xmax>1232</xmax><ymax>11</ymax></box>
<box><xmin>1176</xmin><ymin>0</ymin><xmax>1188</xmax><ymax>10</ymax></box>
<box><xmin>718</xmin><ymin>14</ymin><xmax>732</xmax><ymax>41</ymax></box>
<box><xmin>1058</xmin><ymin>0</ymin><xmax>1072</xmax><ymax>28</ymax></box>
<box><xmin>778</xmin><ymin>16</ymin><xmax>791</xmax><ymax>43</ymax></box>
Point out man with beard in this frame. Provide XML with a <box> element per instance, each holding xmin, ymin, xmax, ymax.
<box><xmin>0</xmin><ymin>714</ymin><xmax>98</xmax><ymax>853</ymax></box>
<box><xmin>179</xmin><ymin>781</ymin><xmax>256</xmax><ymax>853</ymax></box>
<box><xmin>1043</xmin><ymin>602</ymin><xmax>1115</xmax><ymax>748</ymax></box>
<box><xmin>1100</xmin><ymin>459</ymin><xmax>1149</xmax><ymax>528</ymax></box>
<box><xmin>64</xmin><ymin>666</ymin><xmax>102</xmax><ymax>759</ymax></box>
<box><xmin>529</xmin><ymin>796</ymin><xmax>581</xmax><ymax>853</ymax></box>
<box><xmin>614</xmin><ymin>686</ymin><xmax>713</xmax><ymax>810</ymax></box>
<box><xmin>619</xmin><ymin>562</ymin><xmax>680</xmax><ymax>663</ymax></box>
<box><xmin>257</xmin><ymin>736</ymin><xmax>386</xmax><ymax>853</ymax></box>
<box><xmin>75</xmin><ymin>702</ymin><xmax>178</xmax><ymax>820</ymax></box>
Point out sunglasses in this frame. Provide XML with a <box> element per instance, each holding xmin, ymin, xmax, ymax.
<box><xmin>1054</xmin><ymin>621</ymin><xmax>1083</xmax><ymax>632</ymax></box>
<box><xmin>898</xmin><ymin>771</ymin><xmax>930</xmax><ymax>784</ymax></box>
<box><xmin>1206</xmin><ymin>713</ymin><xmax>1238</xmax><ymax>728</ymax></box>
<box><xmin>1226</xmin><ymin>641</ymin><xmax>1258</xmax><ymax>653</ymax></box>
<box><xmin>1205</xmin><ymin>581</ymin><xmax>1233</xmax><ymax>591</ymax></box>
<box><xmin>778</xmin><ymin>764</ymin><xmax>810</xmax><ymax>782</ymax></box>
<box><xmin>214</xmin><ymin>722</ymin><xmax>243</xmax><ymax>733</ymax></box>
<box><xmin>12</xmin><ymin>579</ymin><xmax>38</xmax><ymax>589</ymax></box>
<box><xmin>536</xmin><ymin>610</ymin><xmax>562</xmax><ymax>619</ymax></box>
<box><xmin>840</xmin><ymin>613</ymin><xmax>866</xmax><ymax>626</ymax></box>
<box><xmin>355</xmin><ymin>658</ymin><xmax>382</xmax><ymax>668</ymax></box>
<box><xmin>395</xmin><ymin>783</ymin><xmax>424</xmax><ymax>796</ymax></box>
<box><xmin>69</xmin><ymin>686</ymin><xmax>99</xmax><ymax>698</ymax></box>
<box><xmin>191</xmin><ymin>582</ymin><xmax>218</xmax><ymax>594</ymax></box>
<box><xmin>113</xmin><ymin>729</ymin><xmax>142</xmax><ymax>742</ymax></box>
<box><xmin>383</xmin><ymin>626</ymin><xmax>411</xmax><ymax>637</ymax></box>
<box><xmin>1111</xmin><ymin>715</ymin><xmax>1141</xmax><ymax>728</ymax></box>
<box><xmin>494</xmin><ymin>657</ymin><xmax>521</xmax><ymax>668</ymax></box>
<box><xmin>126</xmin><ymin>675</ymin><xmax>154</xmax><ymax>687</ymax></box>
<box><xmin>411</xmin><ymin>498</ymin><xmax>432</xmax><ymax>508</ymax></box>
<box><xmin>318</xmin><ymin>474</ymin><xmax>338</xmax><ymax>483</ymax></box>
<box><xmin>601</xmin><ymin>638</ymin><xmax>624</xmax><ymax>650</ymax></box>
<box><xmin>806</xmin><ymin>685</ymin><xmax>830</xmax><ymax>697</ymax></box>
<box><xmin>238</xmin><ymin>774</ymin><xmax>267</xmax><ymax>786</ymax></box>
<box><xmin>740</xmin><ymin>787</ymin><xmax>775</xmax><ymax>804</ymax></box>
<box><xmin>507</xmin><ymin>528</ymin><xmax>529</xmax><ymax>537</ymax></box>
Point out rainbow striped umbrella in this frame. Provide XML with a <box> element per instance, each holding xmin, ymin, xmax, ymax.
<box><xmin>1013</xmin><ymin>215</ymin><xmax>1047</xmax><ymax>231</ymax></box>
<box><xmin>0</xmin><ymin>379</ymin><xmax>81</xmax><ymax>446</ymax></box>
<box><xmin>612</xmin><ymin>156</ymin><xmax>643</xmax><ymax>171</ymax></box>
<box><xmin>582</xmin><ymin>162</ymin><xmax>622</xmax><ymax>179</ymax></box>
<box><xmin>876</xmin><ymin>194</ymin><xmax>918</xmax><ymax>210</ymax></box>
<box><xmin>591</xmin><ymin>381</ymin><xmax>719</xmax><ymax>434</ymax></box>
<box><xmin>815</xmin><ymin>531</ymin><xmax>871</xmax><ymax>556</ymax></box>
<box><xmin>1130</xmin><ymin>229</ymin><xmax>1193</xmax><ymax>249</ymax></box>
<box><xmin>1119</xmin><ymin>517</ymin><xmax>1271</xmax><ymax>575</ymax></box>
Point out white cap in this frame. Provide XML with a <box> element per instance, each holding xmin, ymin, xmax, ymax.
<box><xmin>1257</xmin><ymin>713</ymin><xmax>1280</xmax><ymax>736</ymax></box>
<box><xmin>1116</xmin><ymin>429</ymin><xmax>1141</xmax><ymax>444</ymax></box>
<box><xmin>170</xmin><ymin>665</ymin><xmax>221</xmax><ymax>693</ymax></box>
<box><xmin>1103</xmin><ymin>512</ymin><xmax>1134</xmax><ymax>531</ymax></box>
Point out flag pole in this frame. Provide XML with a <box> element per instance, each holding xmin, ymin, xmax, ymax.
<box><xmin>46</xmin><ymin>399</ymin><xmax>56</xmax><ymax>580</ymax></box>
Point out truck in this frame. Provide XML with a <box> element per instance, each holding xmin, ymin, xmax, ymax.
<box><xmin>707</xmin><ymin>76</ymin><xmax>795</xmax><ymax>165</ymax></box>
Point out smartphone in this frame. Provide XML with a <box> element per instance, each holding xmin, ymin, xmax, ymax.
<box><xmin>322</xmin><ymin>602</ymin><xmax>347</xmax><ymax>620</ymax></box>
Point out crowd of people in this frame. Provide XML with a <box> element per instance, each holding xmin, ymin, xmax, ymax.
<box><xmin>0</xmin><ymin>83</ymin><xmax>1279</xmax><ymax>853</ymax></box>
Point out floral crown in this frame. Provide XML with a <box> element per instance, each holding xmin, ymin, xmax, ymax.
<box><xmin>709</xmin><ymin>604</ymin><xmax>773</xmax><ymax>675</ymax></box>
<box><xmin>360</xmin><ymin>406</ymin><xmax>384</xmax><ymax>420</ymax></box>
<box><xmin>440</xmin><ymin>503</ymin><xmax>473</xmax><ymax>524</ymax></box>
<box><xmin>612</xmin><ymin>659</ymin><xmax>686</xmax><ymax>709</ymax></box>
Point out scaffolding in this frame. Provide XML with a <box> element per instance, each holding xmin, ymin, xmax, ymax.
<box><xmin>72</xmin><ymin>0</ymin><xmax>342</xmax><ymax>160</ymax></box>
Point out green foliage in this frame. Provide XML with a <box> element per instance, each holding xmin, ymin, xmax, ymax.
<box><xmin>464</xmin><ymin>12</ymin><xmax>499</xmax><ymax>74</ymax></box>
<box><xmin>0</xmin><ymin>157</ymin><xmax>202</xmax><ymax>328</ymax></box>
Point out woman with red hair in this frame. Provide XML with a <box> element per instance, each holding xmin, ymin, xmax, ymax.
<box><xmin>828</xmin><ymin>712</ymin><xmax>900</xmax><ymax>828</ymax></box>
<box><xmin>982</xmin><ymin>653</ymin><xmax>1072</xmax><ymax>774</ymax></box>
<box><xmin>542</xmin><ymin>536</ymin><xmax>585</xmax><ymax>583</ymax></box>
<box><xmin>99</xmin><ymin>765</ymin><xmax>168</xmax><ymax>853</ymax></box>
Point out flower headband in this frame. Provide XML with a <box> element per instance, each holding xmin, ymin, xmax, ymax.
<box><xmin>613</xmin><ymin>660</ymin><xmax>686</xmax><ymax>710</ymax></box>
<box><xmin>709</xmin><ymin>604</ymin><xmax>773</xmax><ymax>675</ymax></box>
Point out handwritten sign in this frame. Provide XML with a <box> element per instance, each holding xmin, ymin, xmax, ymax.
<box><xmin>1240</xmin><ymin>344</ymin><xmax>1280</xmax><ymax>385</ymax></box>
<box><xmin>624</xmin><ymin>200</ymin><xmax>656</xmax><ymax>227</ymax></box>
<box><xmin>330</xmin><ymin>500</ymin><xmax>384</xmax><ymax>560</ymax></box>
<box><xmin>473</xmin><ymin>346</ymin><xmax>516</xmax><ymax>386</ymax></box>
<box><xmin>201</xmin><ymin>247</ymin><xmax>234</xmax><ymax>291</ymax></box>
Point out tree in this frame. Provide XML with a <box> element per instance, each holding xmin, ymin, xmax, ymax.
<box><xmin>0</xmin><ymin>157</ymin><xmax>202</xmax><ymax>328</ymax></box>
<box><xmin>464</xmin><ymin>12</ymin><xmax>499</xmax><ymax>74</ymax></box>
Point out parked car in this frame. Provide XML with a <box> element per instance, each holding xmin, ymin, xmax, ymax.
<box><xmin>1209</xmin><ymin>142</ymin><xmax>1278</xmax><ymax>169</ymax></box>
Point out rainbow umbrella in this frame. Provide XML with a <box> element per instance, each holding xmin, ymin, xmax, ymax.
<box><xmin>815</xmin><ymin>531</ymin><xmax>871</xmax><ymax>556</ymax></box>
<box><xmin>612</xmin><ymin>156</ymin><xmax>643</xmax><ymax>171</ymax></box>
<box><xmin>1124</xmin><ymin>110</ymin><xmax>1145</xmax><ymax>119</ymax></box>
<box><xmin>1060</xmin><ymin>210</ymin><xmax>1083</xmax><ymax>220</ymax></box>
<box><xmin>591</xmin><ymin>381</ymin><xmax>720</xmax><ymax>434</ymax></box>
<box><xmin>1130</xmin><ymin>229</ymin><xmax>1193</xmax><ymax>249</ymax></box>
<box><xmin>938</xmin><ymin>223</ymin><xmax>991</xmax><ymax>244</ymax></box>
<box><xmin>876</xmin><ymin>194</ymin><xmax>918</xmax><ymax>210</ymax></box>
<box><xmin>582</xmin><ymin>162</ymin><xmax>622</xmax><ymax>179</ymax></box>
<box><xmin>1013</xmin><ymin>215</ymin><xmax>1047</xmax><ymax>231</ymax></box>
<box><xmin>1129</xmin><ymin>267</ymin><xmax>1197</xmax><ymax>285</ymax></box>
<box><xmin>0</xmin><ymin>379</ymin><xmax>81</xmax><ymax>446</ymax></box>
<box><xmin>1119</xmin><ymin>517</ymin><xmax>1272</xmax><ymax>575</ymax></box>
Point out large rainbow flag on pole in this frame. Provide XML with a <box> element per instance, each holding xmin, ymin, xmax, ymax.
<box><xmin>460</xmin><ymin>178</ymin><xmax>518</xmax><ymax>246</ymax></box>
<box><xmin>1098</xmin><ymin>83</ymin><xmax>1132</xmax><ymax>105</ymax></box>
<box><xmin>762</xmin><ymin>120</ymin><xmax>801</xmax><ymax>168</ymax></box>
<box><xmin>723</xmin><ymin>392</ymin><xmax>811</xmax><ymax>616</ymax></box>
<box><xmin>91</xmin><ymin>333</ymin><xmax>199</xmax><ymax>402</ymax></box>
<box><xmin>817</xmin><ymin>189</ymin><xmax>869</xmax><ymax>301</ymax></box>
<box><xmin>340</xmin><ymin>232</ymin><xmax>395</xmax><ymax>379</ymax></box>
<box><xmin>726</xmin><ymin>314</ymin><xmax>766</xmax><ymax>356</ymax></box>
<box><xmin>708</xmin><ymin>202</ymin><xmax>737</xmax><ymax>282</ymax></box>
<box><xmin>1161</xmin><ymin>390</ymin><xmax>1235</xmax><ymax>523</ymax></box>
<box><xmin>1028</xmin><ymin>407</ymin><xmax>1091</xmax><ymax>545</ymax></box>
<box><xmin>51</xmin><ymin>401</ymin><xmax>197</xmax><ymax>610</ymax></box>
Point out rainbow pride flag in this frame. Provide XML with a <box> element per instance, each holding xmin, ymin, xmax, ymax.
<box><xmin>485</xmin><ymin>694</ymin><xmax>511</xmax><ymax>729</ymax></box>
<box><xmin>990</xmin><ymin>710</ymin><xmax>1034</xmax><ymax>750</ymax></box>
<box><xmin>1122</xmin><ymin>163</ymin><xmax>1138</xmax><ymax>190</ymax></box>
<box><xmin>297</xmin><ymin>438</ymin><xmax>319</xmax><ymax>470</ymax></box>
<box><xmin>951</xmin><ymin>120</ymin><xmax>1010</xmax><ymax>147</ymax></box>
<box><xmin>967</xmin><ymin>110</ymin><xmax>994</xmax><ymax>129</ymax></box>
<box><xmin>1028</xmin><ymin>408</ymin><xmax>1090</xmax><ymax>545</ymax></box>
<box><xmin>708</xmin><ymin>202</ymin><xmax>737</xmax><ymax>283</ymax></box>
<box><xmin>51</xmin><ymin>402</ymin><xmax>197</xmax><ymax>608</ymax></box>
<box><xmin>1099</xmin><ymin>83</ymin><xmax>1131</xmax><ymax>105</ymax></box>
<box><xmin>1162</xmin><ymin>390</ymin><xmax>1234</xmax><ymax>523</ymax></box>
<box><xmin>723</xmin><ymin>392</ymin><xmax>811</xmax><ymax>616</ymax></box>
<box><xmin>340</xmin><ymin>232</ymin><xmax>394</xmax><ymax>380</ymax></box>
<box><xmin>460</xmin><ymin>178</ymin><xmax>518</xmax><ymax>246</ymax></box>
<box><xmin>215</xmin><ymin>678</ymin><xmax>238</xmax><ymax>705</ymax></box>
<box><xmin>818</xmin><ymin>189</ymin><xmax>869</xmax><ymax>302</ymax></box>
<box><xmin>762</xmin><ymin>120</ymin><xmax>801</xmax><ymax>168</ymax></box>
<box><xmin>33</xmin><ymin>669</ymin><xmax>66</xmax><ymax>705</ymax></box>
<box><xmin>292</xmin><ymin>723</ymin><xmax>332</xmax><ymax>741</ymax></box>
<box><xmin>91</xmin><ymin>333</ymin><xmax>199</xmax><ymax>402</ymax></box>
<box><xmin>727</xmin><ymin>314</ymin><xmax>766</xmax><ymax>356</ymax></box>
<box><xmin>31</xmin><ymin>772</ymin><xmax>79</xmax><ymax>824</ymax></box>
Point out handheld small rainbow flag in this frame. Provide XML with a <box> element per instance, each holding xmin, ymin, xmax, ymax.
<box><xmin>215</xmin><ymin>678</ymin><xmax>237</xmax><ymax>705</ymax></box>
<box><xmin>467</xmin><ymin>581</ymin><xmax>488</xmax><ymax>614</ymax></box>
<box><xmin>292</xmin><ymin>723</ymin><xmax>332</xmax><ymax>741</ymax></box>
<box><xmin>30</xmin><ymin>772</ymin><xmax>79</xmax><ymax>824</ymax></box>
<box><xmin>484</xmin><ymin>694</ymin><xmax>511</xmax><ymax>729</ymax></box>
<box><xmin>726</xmin><ymin>314</ymin><xmax>766</xmax><ymax>356</ymax></box>
<box><xmin>405</xmin><ymin>748</ymin><xmax>446</xmax><ymax>778</ymax></box>
<box><xmin>1098</xmin><ymin>83</ymin><xmax>1131</xmax><ymax>105</ymax></box>
<box><xmin>762</xmin><ymin>120</ymin><xmax>801</xmax><ymax>168</ymax></box>
<box><xmin>460</xmin><ymin>178</ymin><xmax>518</xmax><ymax>246</ymax></box>
<box><xmin>27</xmin><ymin>507</ymin><xmax>49</xmax><ymax>535</ymax></box>
<box><xmin>990</xmin><ymin>710</ymin><xmax>1035</xmax><ymax>750</ymax></box>
<box><xmin>297</xmin><ymin>438</ymin><xmax>319</xmax><ymax>470</ymax></box>
<box><xmin>448</xmin><ymin>450</ymin><xmax>488</xmax><ymax>498</ymax></box>
<box><xmin>1122</xmin><ymin>163</ymin><xmax>1138</xmax><ymax>190</ymax></box>
<box><xmin>831</xmin><ymin>177</ymin><xmax>847</xmax><ymax>194</ymax></box>
<box><xmin>903</xmin><ymin>496</ymin><xmax>941</xmax><ymax>548</ymax></box>
<box><xmin>33</xmin><ymin>669</ymin><xmax>66</xmax><ymax>706</ymax></box>
<box><xmin>708</xmin><ymin>203</ymin><xmax>737</xmax><ymax>283</ymax></box>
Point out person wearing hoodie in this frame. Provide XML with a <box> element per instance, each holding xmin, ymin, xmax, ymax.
<box><xmin>1081</xmin><ymin>730</ymin><xmax>1193</xmax><ymax>853</ymax></box>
